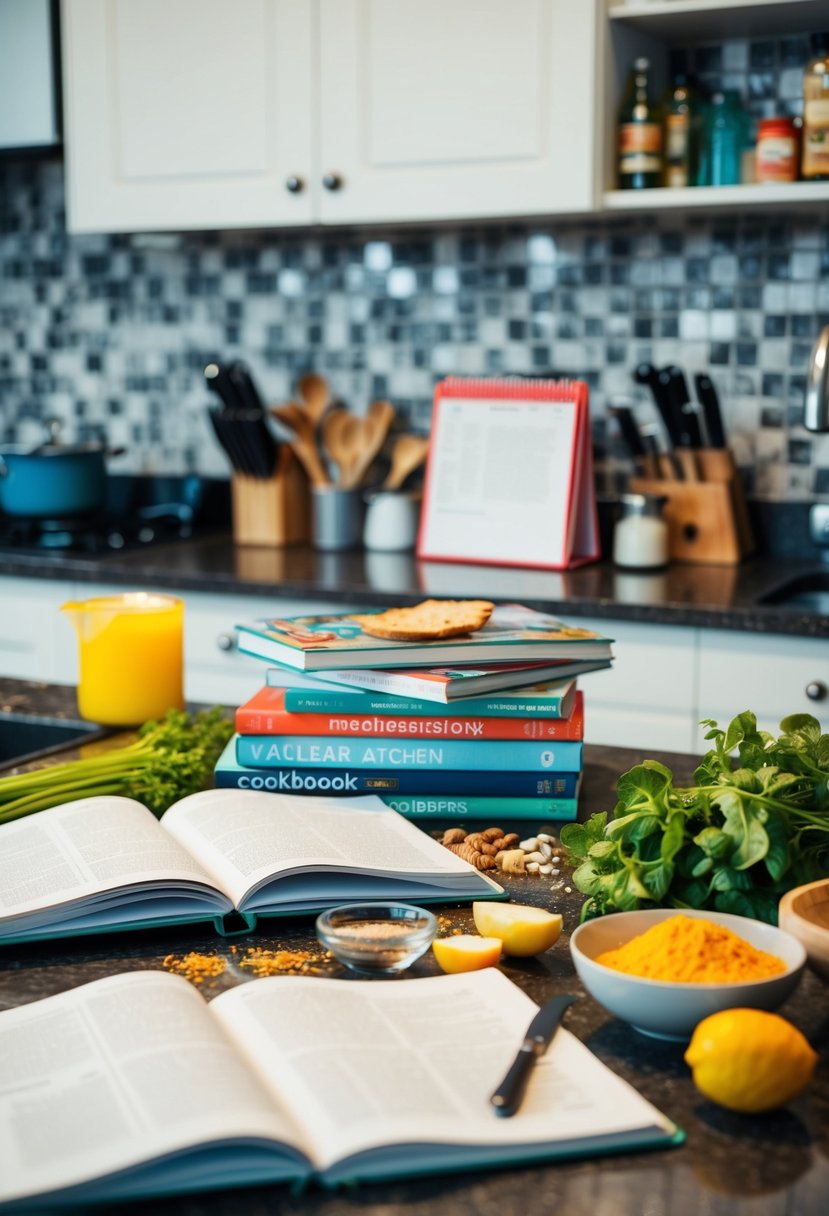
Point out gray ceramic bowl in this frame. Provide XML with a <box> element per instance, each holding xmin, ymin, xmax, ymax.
<box><xmin>570</xmin><ymin>908</ymin><xmax>806</xmax><ymax>1041</ymax></box>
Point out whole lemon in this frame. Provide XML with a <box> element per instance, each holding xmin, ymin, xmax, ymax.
<box><xmin>685</xmin><ymin>1008</ymin><xmax>817</xmax><ymax>1113</ymax></box>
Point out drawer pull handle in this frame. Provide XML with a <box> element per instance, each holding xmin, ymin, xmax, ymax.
<box><xmin>806</xmin><ymin>680</ymin><xmax>827</xmax><ymax>702</ymax></box>
<box><xmin>216</xmin><ymin>632</ymin><xmax>236</xmax><ymax>653</ymax></box>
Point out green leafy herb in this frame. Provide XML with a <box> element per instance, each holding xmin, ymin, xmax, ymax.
<box><xmin>561</xmin><ymin>712</ymin><xmax>829</xmax><ymax>925</ymax></box>
<box><xmin>0</xmin><ymin>707</ymin><xmax>234</xmax><ymax>824</ymax></box>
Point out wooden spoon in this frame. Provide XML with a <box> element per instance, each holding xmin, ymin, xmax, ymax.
<box><xmin>345</xmin><ymin>399</ymin><xmax>396</xmax><ymax>489</ymax></box>
<box><xmin>271</xmin><ymin>402</ymin><xmax>331</xmax><ymax>486</ymax></box>
<box><xmin>382</xmin><ymin>433</ymin><xmax>430</xmax><ymax>490</ymax></box>
<box><xmin>296</xmin><ymin>373</ymin><xmax>331</xmax><ymax>429</ymax></box>
<box><xmin>321</xmin><ymin>406</ymin><xmax>360</xmax><ymax>486</ymax></box>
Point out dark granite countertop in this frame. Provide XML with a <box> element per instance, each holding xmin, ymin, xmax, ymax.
<box><xmin>0</xmin><ymin>678</ymin><xmax>827</xmax><ymax>1216</ymax></box>
<box><xmin>1</xmin><ymin>533</ymin><xmax>828</xmax><ymax>638</ymax></box>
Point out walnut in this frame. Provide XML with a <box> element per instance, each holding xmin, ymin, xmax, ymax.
<box><xmin>446</xmin><ymin>842</ymin><xmax>497</xmax><ymax>870</ymax></box>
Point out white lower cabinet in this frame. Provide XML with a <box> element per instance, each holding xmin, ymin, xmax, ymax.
<box><xmin>696</xmin><ymin>629</ymin><xmax>829</xmax><ymax>749</ymax></box>
<box><xmin>571</xmin><ymin>616</ymin><xmax>698</xmax><ymax>753</ymax></box>
<box><xmin>0</xmin><ymin>574</ymin><xmax>825</xmax><ymax>753</ymax></box>
<box><xmin>0</xmin><ymin>577</ymin><xmax>77</xmax><ymax>685</ymax></box>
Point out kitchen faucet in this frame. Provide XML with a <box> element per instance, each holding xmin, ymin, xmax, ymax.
<box><xmin>804</xmin><ymin>325</ymin><xmax>829</xmax><ymax>557</ymax></box>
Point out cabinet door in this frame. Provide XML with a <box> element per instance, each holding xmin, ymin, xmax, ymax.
<box><xmin>0</xmin><ymin>577</ymin><xmax>77</xmax><ymax>684</ymax></box>
<box><xmin>697</xmin><ymin>629</ymin><xmax>829</xmax><ymax>748</ymax></box>
<box><xmin>61</xmin><ymin>0</ymin><xmax>314</xmax><ymax>234</ymax></box>
<box><xmin>317</xmin><ymin>0</ymin><xmax>599</xmax><ymax>224</ymax></box>
<box><xmin>573</xmin><ymin>616</ymin><xmax>698</xmax><ymax>753</ymax></box>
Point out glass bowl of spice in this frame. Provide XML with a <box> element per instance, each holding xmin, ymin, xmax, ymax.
<box><xmin>316</xmin><ymin>902</ymin><xmax>438</xmax><ymax>976</ymax></box>
<box><xmin>570</xmin><ymin>909</ymin><xmax>806</xmax><ymax>1041</ymax></box>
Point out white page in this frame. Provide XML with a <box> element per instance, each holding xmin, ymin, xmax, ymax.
<box><xmin>160</xmin><ymin>788</ymin><xmax>481</xmax><ymax>909</ymax></box>
<box><xmin>0</xmin><ymin>797</ymin><xmax>229</xmax><ymax>926</ymax></box>
<box><xmin>212</xmin><ymin>970</ymin><xmax>674</xmax><ymax>1173</ymax></box>
<box><xmin>0</xmin><ymin>971</ymin><xmax>307</xmax><ymax>1206</ymax></box>
<box><xmin>419</xmin><ymin>396</ymin><xmax>578</xmax><ymax>565</ymax></box>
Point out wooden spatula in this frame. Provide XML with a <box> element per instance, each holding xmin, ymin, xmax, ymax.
<box><xmin>271</xmin><ymin>402</ymin><xmax>331</xmax><ymax>486</ymax></box>
<box><xmin>382</xmin><ymin>433</ymin><xmax>430</xmax><ymax>490</ymax></box>
<box><xmin>296</xmin><ymin>373</ymin><xmax>331</xmax><ymax>429</ymax></box>
<box><xmin>344</xmin><ymin>399</ymin><xmax>396</xmax><ymax>489</ymax></box>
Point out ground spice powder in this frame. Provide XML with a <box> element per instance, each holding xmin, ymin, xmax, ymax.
<box><xmin>595</xmin><ymin>914</ymin><xmax>787</xmax><ymax>983</ymax></box>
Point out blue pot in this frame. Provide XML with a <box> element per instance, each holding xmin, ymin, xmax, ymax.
<box><xmin>0</xmin><ymin>446</ymin><xmax>109</xmax><ymax>519</ymax></box>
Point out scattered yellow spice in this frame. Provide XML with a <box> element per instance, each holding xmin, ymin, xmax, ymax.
<box><xmin>163</xmin><ymin>951</ymin><xmax>227</xmax><ymax>985</ymax></box>
<box><xmin>596</xmin><ymin>914</ymin><xmax>787</xmax><ymax>983</ymax></box>
<box><xmin>238</xmin><ymin>947</ymin><xmax>330</xmax><ymax>977</ymax></box>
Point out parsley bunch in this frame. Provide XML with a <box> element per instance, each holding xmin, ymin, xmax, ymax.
<box><xmin>0</xmin><ymin>707</ymin><xmax>234</xmax><ymax>824</ymax></box>
<box><xmin>562</xmin><ymin>712</ymin><xmax>829</xmax><ymax>925</ymax></box>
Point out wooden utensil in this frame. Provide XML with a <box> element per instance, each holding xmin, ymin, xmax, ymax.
<box><xmin>321</xmin><ymin>406</ymin><xmax>361</xmax><ymax>486</ymax></box>
<box><xmin>382</xmin><ymin>433</ymin><xmax>430</xmax><ymax>490</ymax></box>
<box><xmin>271</xmin><ymin>402</ymin><xmax>331</xmax><ymax>486</ymax></box>
<box><xmin>344</xmin><ymin>399</ymin><xmax>396</xmax><ymax>489</ymax></box>
<box><xmin>296</xmin><ymin>373</ymin><xmax>332</xmax><ymax>428</ymax></box>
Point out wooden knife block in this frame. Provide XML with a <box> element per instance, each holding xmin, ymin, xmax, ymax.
<box><xmin>231</xmin><ymin>447</ymin><xmax>310</xmax><ymax>546</ymax></box>
<box><xmin>630</xmin><ymin>449</ymin><xmax>754</xmax><ymax>566</ymax></box>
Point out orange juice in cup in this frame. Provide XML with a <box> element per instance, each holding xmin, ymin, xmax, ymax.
<box><xmin>61</xmin><ymin>593</ymin><xmax>184</xmax><ymax>725</ymax></box>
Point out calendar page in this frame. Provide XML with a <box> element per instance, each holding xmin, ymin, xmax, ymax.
<box><xmin>416</xmin><ymin>378</ymin><xmax>599</xmax><ymax>570</ymax></box>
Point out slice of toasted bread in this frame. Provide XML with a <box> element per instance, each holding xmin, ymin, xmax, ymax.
<box><xmin>349</xmin><ymin>599</ymin><xmax>495</xmax><ymax>641</ymax></box>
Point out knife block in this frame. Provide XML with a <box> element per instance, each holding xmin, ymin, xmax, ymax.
<box><xmin>231</xmin><ymin>447</ymin><xmax>310</xmax><ymax>546</ymax></box>
<box><xmin>630</xmin><ymin>448</ymin><xmax>753</xmax><ymax>566</ymax></box>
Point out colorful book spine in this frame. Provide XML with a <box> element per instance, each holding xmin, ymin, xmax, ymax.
<box><xmin>235</xmin><ymin>735</ymin><xmax>584</xmax><ymax>772</ymax></box>
<box><xmin>380</xmin><ymin>794</ymin><xmax>579</xmax><ymax>822</ymax></box>
<box><xmin>267</xmin><ymin>673</ymin><xmax>578</xmax><ymax>719</ymax></box>
<box><xmin>214</xmin><ymin>760</ymin><xmax>580</xmax><ymax>798</ymax></box>
<box><xmin>236</xmin><ymin>690</ymin><xmax>584</xmax><ymax>741</ymax></box>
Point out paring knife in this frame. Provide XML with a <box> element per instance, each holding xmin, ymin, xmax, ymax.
<box><xmin>490</xmin><ymin>993</ymin><xmax>578</xmax><ymax>1118</ymax></box>
<box><xmin>694</xmin><ymin>373</ymin><xmax>727</xmax><ymax>448</ymax></box>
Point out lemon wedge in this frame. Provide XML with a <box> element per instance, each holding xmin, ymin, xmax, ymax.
<box><xmin>472</xmin><ymin>902</ymin><xmax>563</xmax><ymax>957</ymax></box>
<box><xmin>432</xmin><ymin>935</ymin><xmax>502</xmax><ymax>973</ymax></box>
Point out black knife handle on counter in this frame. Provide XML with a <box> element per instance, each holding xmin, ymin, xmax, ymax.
<box><xmin>490</xmin><ymin>995</ymin><xmax>578</xmax><ymax>1119</ymax></box>
<box><xmin>609</xmin><ymin>404</ymin><xmax>646</xmax><ymax>460</ymax></box>
<box><xmin>204</xmin><ymin>362</ymin><xmax>246</xmax><ymax>414</ymax></box>
<box><xmin>228</xmin><ymin>361</ymin><xmax>268</xmax><ymax>416</ymax></box>
<box><xmin>694</xmin><ymin>373</ymin><xmax>727</xmax><ymax>448</ymax></box>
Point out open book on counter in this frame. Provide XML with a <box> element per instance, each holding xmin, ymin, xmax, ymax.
<box><xmin>0</xmin><ymin>789</ymin><xmax>503</xmax><ymax>946</ymax></box>
<box><xmin>0</xmin><ymin>967</ymin><xmax>682</xmax><ymax>1207</ymax></box>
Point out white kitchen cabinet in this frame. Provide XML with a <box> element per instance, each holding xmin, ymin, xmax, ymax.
<box><xmin>61</xmin><ymin>0</ymin><xmax>315</xmax><ymax>233</ymax></box>
<box><xmin>569</xmin><ymin>615</ymin><xmax>698</xmax><ymax>752</ymax></box>
<box><xmin>0</xmin><ymin>577</ymin><xmax>76</xmax><ymax>684</ymax></box>
<box><xmin>316</xmin><ymin>0</ymin><xmax>599</xmax><ymax>225</ymax></box>
<box><xmin>60</xmin><ymin>0</ymin><xmax>599</xmax><ymax>234</ymax></box>
<box><xmin>696</xmin><ymin>628</ymin><xmax>829</xmax><ymax>749</ymax></box>
<box><xmin>600</xmin><ymin>0</ymin><xmax>829</xmax><ymax>214</ymax></box>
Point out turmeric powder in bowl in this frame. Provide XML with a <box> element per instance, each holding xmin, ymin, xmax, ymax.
<box><xmin>595</xmin><ymin>914</ymin><xmax>786</xmax><ymax>984</ymax></box>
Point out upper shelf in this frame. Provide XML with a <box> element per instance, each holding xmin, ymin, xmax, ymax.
<box><xmin>608</xmin><ymin>0</ymin><xmax>829</xmax><ymax>40</ymax></box>
<box><xmin>603</xmin><ymin>181</ymin><xmax>829</xmax><ymax>212</ymax></box>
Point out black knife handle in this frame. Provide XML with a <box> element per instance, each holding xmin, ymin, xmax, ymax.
<box><xmin>681</xmin><ymin>403</ymin><xmax>704</xmax><ymax>448</ymax></box>
<box><xmin>204</xmin><ymin>362</ymin><xmax>245</xmax><ymax>414</ymax></box>
<box><xmin>656</xmin><ymin>369</ymin><xmax>688</xmax><ymax>447</ymax></box>
<box><xmin>609</xmin><ymin>404</ymin><xmax>646</xmax><ymax>459</ymax></box>
<box><xmin>490</xmin><ymin>1044</ymin><xmax>538</xmax><ymax>1119</ymax></box>
<box><xmin>228</xmin><ymin>361</ymin><xmax>267</xmax><ymax>416</ymax></box>
<box><xmin>694</xmin><ymin>373</ymin><xmax>727</xmax><ymax>448</ymax></box>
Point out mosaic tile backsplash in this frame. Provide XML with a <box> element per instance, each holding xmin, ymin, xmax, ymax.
<box><xmin>1</xmin><ymin>159</ymin><xmax>828</xmax><ymax>500</ymax></box>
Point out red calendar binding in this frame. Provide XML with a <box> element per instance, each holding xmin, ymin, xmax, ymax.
<box><xmin>416</xmin><ymin>377</ymin><xmax>600</xmax><ymax>570</ymax></box>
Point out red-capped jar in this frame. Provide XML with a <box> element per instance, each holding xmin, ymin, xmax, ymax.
<box><xmin>756</xmin><ymin>117</ymin><xmax>799</xmax><ymax>182</ymax></box>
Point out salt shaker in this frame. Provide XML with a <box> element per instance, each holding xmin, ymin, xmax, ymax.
<box><xmin>613</xmin><ymin>493</ymin><xmax>669</xmax><ymax>570</ymax></box>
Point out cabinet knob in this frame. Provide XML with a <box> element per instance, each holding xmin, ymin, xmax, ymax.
<box><xmin>806</xmin><ymin>680</ymin><xmax>827</xmax><ymax>702</ymax></box>
<box><xmin>216</xmin><ymin>632</ymin><xmax>236</xmax><ymax>653</ymax></box>
<box><xmin>322</xmin><ymin>172</ymin><xmax>343</xmax><ymax>192</ymax></box>
<box><xmin>285</xmin><ymin>175</ymin><xmax>304</xmax><ymax>194</ymax></box>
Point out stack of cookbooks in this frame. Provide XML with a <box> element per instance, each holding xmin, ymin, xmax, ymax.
<box><xmin>214</xmin><ymin>601</ymin><xmax>614</xmax><ymax>822</ymax></box>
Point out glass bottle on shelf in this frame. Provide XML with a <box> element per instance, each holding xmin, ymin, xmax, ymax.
<box><xmin>802</xmin><ymin>31</ymin><xmax>829</xmax><ymax>181</ymax></box>
<box><xmin>618</xmin><ymin>57</ymin><xmax>663</xmax><ymax>190</ymax></box>
<box><xmin>662</xmin><ymin>73</ymin><xmax>695</xmax><ymax>188</ymax></box>
<box><xmin>695</xmin><ymin>91</ymin><xmax>748</xmax><ymax>187</ymax></box>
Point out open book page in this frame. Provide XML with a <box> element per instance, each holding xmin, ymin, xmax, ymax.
<box><xmin>160</xmin><ymin>789</ymin><xmax>490</xmax><ymax>910</ymax></box>
<box><xmin>212</xmin><ymin>970</ymin><xmax>676</xmax><ymax>1176</ymax></box>
<box><xmin>0</xmin><ymin>971</ymin><xmax>309</xmax><ymax>1207</ymax></box>
<box><xmin>0</xmin><ymin>797</ymin><xmax>231</xmax><ymax>934</ymax></box>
